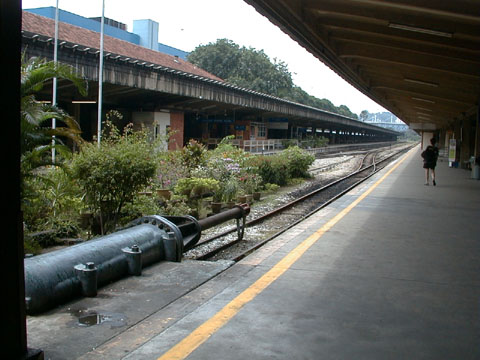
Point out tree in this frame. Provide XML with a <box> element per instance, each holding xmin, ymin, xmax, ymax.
<box><xmin>21</xmin><ymin>56</ymin><xmax>87</xmax><ymax>183</ymax></box>
<box><xmin>188</xmin><ymin>39</ymin><xmax>241</xmax><ymax>80</ymax></box>
<box><xmin>359</xmin><ymin>110</ymin><xmax>369</xmax><ymax>122</ymax></box>
<box><xmin>188</xmin><ymin>39</ymin><xmax>358</xmax><ymax>119</ymax></box>
<box><xmin>188</xmin><ymin>39</ymin><xmax>293</xmax><ymax>97</ymax></box>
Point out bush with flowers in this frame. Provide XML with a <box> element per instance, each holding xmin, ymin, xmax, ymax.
<box><xmin>206</xmin><ymin>136</ymin><xmax>249</xmax><ymax>202</ymax></box>
<box><xmin>239</xmin><ymin>172</ymin><xmax>263</xmax><ymax>195</ymax></box>
<box><xmin>155</xmin><ymin>150</ymin><xmax>189</xmax><ymax>190</ymax></box>
<box><xmin>207</xmin><ymin>156</ymin><xmax>242</xmax><ymax>202</ymax></box>
<box><xmin>181</xmin><ymin>139</ymin><xmax>207</xmax><ymax>173</ymax></box>
<box><xmin>250</xmin><ymin>155</ymin><xmax>289</xmax><ymax>186</ymax></box>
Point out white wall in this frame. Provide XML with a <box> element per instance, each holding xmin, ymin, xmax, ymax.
<box><xmin>422</xmin><ymin>131</ymin><xmax>434</xmax><ymax>150</ymax></box>
<box><xmin>132</xmin><ymin>111</ymin><xmax>171</xmax><ymax>150</ymax></box>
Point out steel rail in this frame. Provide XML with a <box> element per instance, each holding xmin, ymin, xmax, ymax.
<box><xmin>193</xmin><ymin>145</ymin><xmax>413</xmax><ymax>261</ymax></box>
<box><xmin>194</xmin><ymin>150</ymin><xmax>376</xmax><ymax>249</ymax></box>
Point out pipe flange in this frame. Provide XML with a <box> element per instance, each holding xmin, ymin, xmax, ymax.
<box><xmin>130</xmin><ymin>215</ymin><xmax>183</xmax><ymax>261</ymax></box>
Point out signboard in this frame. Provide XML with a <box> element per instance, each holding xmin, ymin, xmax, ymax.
<box><xmin>448</xmin><ymin>139</ymin><xmax>456</xmax><ymax>162</ymax></box>
<box><xmin>268</xmin><ymin>122</ymin><xmax>288</xmax><ymax>130</ymax></box>
<box><xmin>199</xmin><ymin>118</ymin><xmax>234</xmax><ymax>123</ymax></box>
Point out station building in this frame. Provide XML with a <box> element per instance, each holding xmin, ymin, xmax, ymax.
<box><xmin>21</xmin><ymin>8</ymin><xmax>398</xmax><ymax>152</ymax></box>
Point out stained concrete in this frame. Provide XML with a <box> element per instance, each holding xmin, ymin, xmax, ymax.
<box><xmin>26</xmin><ymin>259</ymin><xmax>235</xmax><ymax>359</ymax></box>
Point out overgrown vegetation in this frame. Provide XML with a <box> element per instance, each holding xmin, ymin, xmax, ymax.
<box><xmin>24</xmin><ymin>131</ymin><xmax>316</xmax><ymax>252</ymax></box>
<box><xmin>20</xmin><ymin>57</ymin><xmax>318</xmax><ymax>253</ymax></box>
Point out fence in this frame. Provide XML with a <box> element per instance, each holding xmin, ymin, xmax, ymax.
<box><xmin>205</xmin><ymin>138</ymin><xmax>395</xmax><ymax>155</ymax></box>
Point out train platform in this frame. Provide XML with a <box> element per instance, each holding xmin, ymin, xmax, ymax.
<box><xmin>27</xmin><ymin>145</ymin><xmax>480</xmax><ymax>359</ymax></box>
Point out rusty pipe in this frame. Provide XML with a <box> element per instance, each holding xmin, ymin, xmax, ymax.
<box><xmin>198</xmin><ymin>203</ymin><xmax>250</xmax><ymax>231</ymax></box>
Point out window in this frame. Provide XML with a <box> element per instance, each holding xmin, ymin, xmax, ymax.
<box><xmin>252</xmin><ymin>122</ymin><xmax>267</xmax><ymax>138</ymax></box>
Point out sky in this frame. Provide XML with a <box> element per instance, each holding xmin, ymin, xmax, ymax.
<box><xmin>22</xmin><ymin>0</ymin><xmax>388</xmax><ymax>115</ymax></box>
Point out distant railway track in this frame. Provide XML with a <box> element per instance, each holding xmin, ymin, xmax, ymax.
<box><xmin>185</xmin><ymin>144</ymin><xmax>414</xmax><ymax>262</ymax></box>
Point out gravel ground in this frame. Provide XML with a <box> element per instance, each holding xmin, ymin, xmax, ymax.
<box><xmin>184</xmin><ymin>143</ymin><xmax>413</xmax><ymax>260</ymax></box>
<box><xmin>183</xmin><ymin>153</ymin><xmax>362</xmax><ymax>259</ymax></box>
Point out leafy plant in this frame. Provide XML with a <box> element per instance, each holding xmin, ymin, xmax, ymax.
<box><xmin>174</xmin><ymin>177</ymin><xmax>219</xmax><ymax>218</ymax></box>
<box><xmin>70</xmin><ymin>116</ymin><xmax>156</xmax><ymax>234</ymax></box>
<box><xmin>254</xmin><ymin>155</ymin><xmax>289</xmax><ymax>186</ymax></box>
<box><xmin>120</xmin><ymin>192</ymin><xmax>164</xmax><ymax>223</ymax></box>
<box><xmin>174</xmin><ymin>177</ymin><xmax>219</xmax><ymax>198</ymax></box>
<box><xmin>221</xmin><ymin>177</ymin><xmax>240</xmax><ymax>202</ymax></box>
<box><xmin>22</xmin><ymin>166</ymin><xmax>85</xmax><ymax>242</ymax></box>
<box><xmin>26</xmin><ymin>218</ymin><xmax>80</xmax><ymax>248</ymax></box>
<box><xmin>161</xmin><ymin>194</ymin><xmax>192</xmax><ymax>216</ymax></box>
<box><xmin>281</xmin><ymin>139</ymin><xmax>298</xmax><ymax>149</ymax></box>
<box><xmin>281</xmin><ymin>146</ymin><xmax>315</xmax><ymax>178</ymax></box>
<box><xmin>181</xmin><ymin>139</ymin><xmax>207</xmax><ymax>173</ymax></box>
<box><xmin>20</xmin><ymin>55</ymin><xmax>87</xmax><ymax>200</ymax></box>
<box><xmin>299</xmin><ymin>136</ymin><xmax>329</xmax><ymax>149</ymax></box>
<box><xmin>239</xmin><ymin>172</ymin><xmax>262</xmax><ymax>194</ymax></box>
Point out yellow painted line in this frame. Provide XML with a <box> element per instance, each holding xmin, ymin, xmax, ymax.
<box><xmin>158</xmin><ymin>149</ymin><xmax>414</xmax><ymax>360</ymax></box>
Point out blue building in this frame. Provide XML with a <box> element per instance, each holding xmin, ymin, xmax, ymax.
<box><xmin>25</xmin><ymin>7</ymin><xmax>189</xmax><ymax>60</ymax></box>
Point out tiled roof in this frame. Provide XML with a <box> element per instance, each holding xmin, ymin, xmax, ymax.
<box><xmin>22</xmin><ymin>11</ymin><xmax>224</xmax><ymax>82</ymax></box>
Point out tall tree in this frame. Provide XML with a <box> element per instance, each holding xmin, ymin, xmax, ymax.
<box><xmin>359</xmin><ymin>110</ymin><xmax>370</xmax><ymax>122</ymax></box>
<box><xmin>189</xmin><ymin>39</ymin><xmax>293</xmax><ymax>96</ymax></box>
<box><xmin>188</xmin><ymin>39</ymin><xmax>358</xmax><ymax>119</ymax></box>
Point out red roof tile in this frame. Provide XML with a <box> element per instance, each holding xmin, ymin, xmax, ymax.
<box><xmin>22</xmin><ymin>11</ymin><xmax>224</xmax><ymax>82</ymax></box>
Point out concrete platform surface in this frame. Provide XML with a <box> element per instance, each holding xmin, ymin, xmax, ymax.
<box><xmin>27</xmin><ymin>146</ymin><xmax>480</xmax><ymax>359</ymax></box>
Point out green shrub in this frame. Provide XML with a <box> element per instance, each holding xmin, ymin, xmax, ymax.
<box><xmin>23</xmin><ymin>166</ymin><xmax>84</xmax><ymax>239</ymax></box>
<box><xmin>161</xmin><ymin>194</ymin><xmax>192</xmax><ymax>216</ymax></box>
<box><xmin>263</xmin><ymin>183</ymin><xmax>280</xmax><ymax>192</ymax></box>
<box><xmin>281</xmin><ymin>139</ymin><xmax>298</xmax><ymax>149</ymax></box>
<box><xmin>23</xmin><ymin>216</ymin><xmax>80</xmax><ymax>255</ymax></box>
<box><xmin>299</xmin><ymin>136</ymin><xmax>329</xmax><ymax>149</ymax></box>
<box><xmin>208</xmin><ymin>136</ymin><xmax>247</xmax><ymax>164</ymax></box>
<box><xmin>174</xmin><ymin>177</ymin><xmax>219</xmax><ymax>218</ymax></box>
<box><xmin>255</xmin><ymin>155</ymin><xmax>289</xmax><ymax>186</ymax></box>
<box><xmin>281</xmin><ymin>146</ymin><xmax>315</xmax><ymax>178</ymax></box>
<box><xmin>70</xmin><ymin>120</ymin><xmax>156</xmax><ymax>234</ymax></box>
<box><xmin>120</xmin><ymin>193</ymin><xmax>164</xmax><ymax>223</ymax></box>
<box><xmin>24</xmin><ymin>237</ymin><xmax>42</xmax><ymax>255</ymax></box>
<box><xmin>174</xmin><ymin>177</ymin><xmax>219</xmax><ymax>197</ymax></box>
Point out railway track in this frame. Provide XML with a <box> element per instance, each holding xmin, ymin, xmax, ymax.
<box><xmin>184</xmin><ymin>144</ymin><xmax>414</xmax><ymax>262</ymax></box>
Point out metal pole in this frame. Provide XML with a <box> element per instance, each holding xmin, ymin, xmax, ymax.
<box><xmin>97</xmin><ymin>0</ymin><xmax>105</xmax><ymax>145</ymax></box>
<box><xmin>52</xmin><ymin>0</ymin><xmax>59</xmax><ymax>162</ymax></box>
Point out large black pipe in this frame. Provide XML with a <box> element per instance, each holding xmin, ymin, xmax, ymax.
<box><xmin>25</xmin><ymin>220</ymin><xmax>180</xmax><ymax>315</ymax></box>
<box><xmin>25</xmin><ymin>206</ymin><xmax>250</xmax><ymax>315</ymax></box>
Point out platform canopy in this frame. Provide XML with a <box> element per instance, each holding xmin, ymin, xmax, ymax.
<box><xmin>245</xmin><ymin>0</ymin><xmax>480</xmax><ymax>131</ymax></box>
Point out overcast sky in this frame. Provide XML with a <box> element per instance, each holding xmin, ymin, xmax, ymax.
<box><xmin>22</xmin><ymin>0</ymin><xmax>388</xmax><ymax>115</ymax></box>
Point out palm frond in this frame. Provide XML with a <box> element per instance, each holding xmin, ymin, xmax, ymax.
<box><xmin>21</xmin><ymin>56</ymin><xmax>87</xmax><ymax>97</ymax></box>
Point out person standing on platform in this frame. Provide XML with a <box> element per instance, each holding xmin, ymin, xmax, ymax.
<box><xmin>421</xmin><ymin>138</ymin><xmax>439</xmax><ymax>186</ymax></box>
